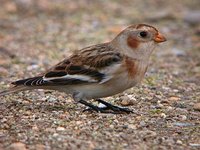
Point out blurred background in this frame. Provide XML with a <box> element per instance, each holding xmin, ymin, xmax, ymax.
<box><xmin>0</xmin><ymin>0</ymin><xmax>200</xmax><ymax>150</ymax></box>
<box><xmin>0</xmin><ymin>0</ymin><xmax>199</xmax><ymax>69</ymax></box>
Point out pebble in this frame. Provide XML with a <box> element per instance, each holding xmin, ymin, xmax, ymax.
<box><xmin>169</xmin><ymin>96</ymin><xmax>180</xmax><ymax>101</ymax></box>
<box><xmin>173</xmin><ymin>122</ymin><xmax>193</xmax><ymax>127</ymax></box>
<box><xmin>128</xmin><ymin>124</ymin><xmax>137</xmax><ymax>130</ymax></box>
<box><xmin>53</xmin><ymin>133</ymin><xmax>59</xmax><ymax>137</ymax></box>
<box><xmin>47</xmin><ymin>97</ymin><xmax>57</xmax><ymax>102</ymax></box>
<box><xmin>56</xmin><ymin>127</ymin><xmax>65</xmax><ymax>131</ymax></box>
<box><xmin>179</xmin><ymin>115</ymin><xmax>187</xmax><ymax>121</ymax></box>
<box><xmin>193</xmin><ymin>103</ymin><xmax>200</xmax><ymax>111</ymax></box>
<box><xmin>139</xmin><ymin>121</ymin><xmax>146</xmax><ymax>127</ymax></box>
<box><xmin>160</xmin><ymin>113</ymin><xmax>167</xmax><ymax>118</ymax></box>
<box><xmin>120</xmin><ymin>95</ymin><xmax>136</xmax><ymax>106</ymax></box>
<box><xmin>8</xmin><ymin>142</ymin><xmax>27</xmax><ymax>150</ymax></box>
<box><xmin>76</xmin><ymin>121</ymin><xmax>82</xmax><ymax>125</ymax></box>
<box><xmin>189</xmin><ymin>143</ymin><xmax>200</xmax><ymax>147</ymax></box>
<box><xmin>166</xmin><ymin>106</ymin><xmax>173</xmax><ymax>111</ymax></box>
<box><xmin>32</xmin><ymin>125</ymin><xmax>39</xmax><ymax>131</ymax></box>
<box><xmin>141</xmin><ymin>130</ymin><xmax>157</xmax><ymax>138</ymax></box>
<box><xmin>173</xmin><ymin>89</ymin><xmax>179</xmax><ymax>93</ymax></box>
<box><xmin>176</xmin><ymin>140</ymin><xmax>183</xmax><ymax>145</ymax></box>
<box><xmin>27</xmin><ymin>64</ymin><xmax>39</xmax><ymax>71</ymax></box>
<box><xmin>157</xmin><ymin>103</ymin><xmax>164</xmax><ymax>108</ymax></box>
<box><xmin>45</xmin><ymin>128</ymin><xmax>55</xmax><ymax>132</ymax></box>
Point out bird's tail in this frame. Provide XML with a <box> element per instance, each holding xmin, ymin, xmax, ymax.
<box><xmin>0</xmin><ymin>86</ymin><xmax>30</xmax><ymax>96</ymax></box>
<box><xmin>0</xmin><ymin>76</ymin><xmax>45</xmax><ymax>96</ymax></box>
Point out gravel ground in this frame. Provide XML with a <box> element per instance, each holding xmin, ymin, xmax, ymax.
<box><xmin>0</xmin><ymin>0</ymin><xmax>200</xmax><ymax>150</ymax></box>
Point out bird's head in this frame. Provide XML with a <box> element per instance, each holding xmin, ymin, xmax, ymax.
<box><xmin>111</xmin><ymin>24</ymin><xmax>167</xmax><ymax>60</ymax></box>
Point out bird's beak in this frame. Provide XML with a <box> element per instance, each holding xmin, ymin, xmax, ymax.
<box><xmin>154</xmin><ymin>32</ymin><xmax>167</xmax><ymax>43</ymax></box>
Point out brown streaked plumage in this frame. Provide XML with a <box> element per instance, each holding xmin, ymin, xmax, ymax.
<box><xmin>0</xmin><ymin>24</ymin><xmax>166</xmax><ymax>113</ymax></box>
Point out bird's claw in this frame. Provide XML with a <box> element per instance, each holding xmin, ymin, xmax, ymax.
<box><xmin>81</xmin><ymin>99</ymin><xmax>133</xmax><ymax>114</ymax></box>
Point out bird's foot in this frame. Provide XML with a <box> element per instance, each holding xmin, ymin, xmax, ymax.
<box><xmin>80</xmin><ymin>99</ymin><xmax>132</xmax><ymax>114</ymax></box>
<box><xmin>96</xmin><ymin>99</ymin><xmax>133</xmax><ymax>114</ymax></box>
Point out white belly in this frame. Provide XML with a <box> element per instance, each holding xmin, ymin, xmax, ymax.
<box><xmin>53</xmin><ymin>61</ymin><xmax>148</xmax><ymax>100</ymax></box>
<box><xmin>56</xmin><ymin>73</ymin><xmax>139</xmax><ymax>100</ymax></box>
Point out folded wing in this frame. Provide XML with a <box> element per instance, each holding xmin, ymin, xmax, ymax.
<box><xmin>12</xmin><ymin>44</ymin><xmax>123</xmax><ymax>87</ymax></box>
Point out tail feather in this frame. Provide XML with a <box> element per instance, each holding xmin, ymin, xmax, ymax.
<box><xmin>0</xmin><ymin>86</ymin><xmax>30</xmax><ymax>96</ymax></box>
<box><xmin>0</xmin><ymin>76</ymin><xmax>45</xmax><ymax>96</ymax></box>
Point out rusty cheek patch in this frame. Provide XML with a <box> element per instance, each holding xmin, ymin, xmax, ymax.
<box><xmin>127</xmin><ymin>36</ymin><xmax>139</xmax><ymax>49</ymax></box>
<box><xmin>125</xmin><ymin>58</ymin><xmax>138</xmax><ymax>78</ymax></box>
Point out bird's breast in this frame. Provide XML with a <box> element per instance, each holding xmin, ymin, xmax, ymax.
<box><xmin>124</xmin><ymin>57</ymin><xmax>148</xmax><ymax>83</ymax></box>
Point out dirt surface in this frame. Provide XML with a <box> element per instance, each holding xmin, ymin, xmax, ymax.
<box><xmin>0</xmin><ymin>0</ymin><xmax>200</xmax><ymax>150</ymax></box>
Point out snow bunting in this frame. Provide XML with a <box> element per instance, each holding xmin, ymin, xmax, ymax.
<box><xmin>0</xmin><ymin>24</ymin><xmax>166</xmax><ymax>113</ymax></box>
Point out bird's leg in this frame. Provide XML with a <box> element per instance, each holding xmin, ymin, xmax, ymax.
<box><xmin>96</xmin><ymin>99</ymin><xmax>133</xmax><ymax>113</ymax></box>
<box><xmin>81</xmin><ymin>99</ymin><xmax>132</xmax><ymax>114</ymax></box>
<box><xmin>79</xmin><ymin>99</ymin><xmax>111</xmax><ymax>113</ymax></box>
<box><xmin>73</xmin><ymin>92</ymin><xmax>106</xmax><ymax>113</ymax></box>
<box><xmin>74</xmin><ymin>92</ymin><xmax>132</xmax><ymax>113</ymax></box>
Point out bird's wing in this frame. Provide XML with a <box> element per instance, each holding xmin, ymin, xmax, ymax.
<box><xmin>12</xmin><ymin>44</ymin><xmax>123</xmax><ymax>87</ymax></box>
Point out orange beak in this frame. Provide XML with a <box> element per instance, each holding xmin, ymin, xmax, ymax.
<box><xmin>154</xmin><ymin>32</ymin><xmax>167</xmax><ymax>43</ymax></box>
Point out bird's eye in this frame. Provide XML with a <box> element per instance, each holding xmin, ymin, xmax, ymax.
<box><xmin>139</xmin><ymin>31</ymin><xmax>148</xmax><ymax>38</ymax></box>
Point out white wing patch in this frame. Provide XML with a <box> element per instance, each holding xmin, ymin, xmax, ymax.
<box><xmin>43</xmin><ymin>63</ymin><xmax>122</xmax><ymax>84</ymax></box>
<box><xmin>43</xmin><ymin>74</ymin><xmax>98</xmax><ymax>82</ymax></box>
<box><xmin>99</xmin><ymin>63</ymin><xmax>122</xmax><ymax>84</ymax></box>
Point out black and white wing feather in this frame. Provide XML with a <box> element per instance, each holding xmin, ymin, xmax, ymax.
<box><xmin>12</xmin><ymin>44</ymin><xmax>123</xmax><ymax>87</ymax></box>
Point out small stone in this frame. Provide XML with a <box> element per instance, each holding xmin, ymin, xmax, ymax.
<box><xmin>27</xmin><ymin>64</ymin><xmax>39</xmax><ymax>71</ymax></box>
<box><xmin>160</xmin><ymin>113</ymin><xmax>167</xmax><ymax>118</ymax></box>
<box><xmin>8</xmin><ymin>142</ymin><xmax>27</xmax><ymax>150</ymax></box>
<box><xmin>176</xmin><ymin>140</ymin><xmax>183</xmax><ymax>145</ymax></box>
<box><xmin>189</xmin><ymin>143</ymin><xmax>200</xmax><ymax>147</ymax></box>
<box><xmin>173</xmin><ymin>122</ymin><xmax>193</xmax><ymax>127</ymax></box>
<box><xmin>180</xmin><ymin>115</ymin><xmax>187</xmax><ymax>121</ymax></box>
<box><xmin>45</xmin><ymin>128</ymin><xmax>55</xmax><ymax>132</ymax></box>
<box><xmin>173</xmin><ymin>89</ymin><xmax>179</xmax><ymax>93</ymax></box>
<box><xmin>32</xmin><ymin>125</ymin><xmax>39</xmax><ymax>131</ymax></box>
<box><xmin>47</xmin><ymin>97</ymin><xmax>56</xmax><ymax>102</ymax></box>
<box><xmin>169</xmin><ymin>96</ymin><xmax>180</xmax><ymax>101</ymax></box>
<box><xmin>53</xmin><ymin>133</ymin><xmax>59</xmax><ymax>137</ymax></box>
<box><xmin>157</xmin><ymin>103</ymin><xmax>164</xmax><ymax>108</ymax></box>
<box><xmin>140</xmin><ymin>130</ymin><xmax>157</xmax><ymax>138</ymax></box>
<box><xmin>139</xmin><ymin>121</ymin><xmax>146</xmax><ymax>127</ymax></box>
<box><xmin>157</xmin><ymin>100</ymin><xmax>161</xmax><ymax>104</ymax></box>
<box><xmin>193</xmin><ymin>103</ymin><xmax>200</xmax><ymax>111</ymax></box>
<box><xmin>120</xmin><ymin>95</ymin><xmax>135</xmax><ymax>106</ymax></box>
<box><xmin>76</xmin><ymin>121</ymin><xmax>82</xmax><ymax>125</ymax></box>
<box><xmin>56</xmin><ymin>127</ymin><xmax>65</xmax><ymax>131</ymax></box>
<box><xmin>1</xmin><ymin>118</ymin><xmax>7</xmax><ymax>123</ymax></box>
<box><xmin>128</xmin><ymin>124</ymin><xmax>137</xmax><ymax>130</ymax></box>
<box><xmin>167</xmin><ymin>106</ymin><xmax>173</xmax><ymax>111</ymax></box>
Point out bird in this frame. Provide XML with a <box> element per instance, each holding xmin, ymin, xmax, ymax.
<box><xmin>0</xmin><ymin>24</ymin><xmax>166</xmax><ymax>113</ymax></box>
